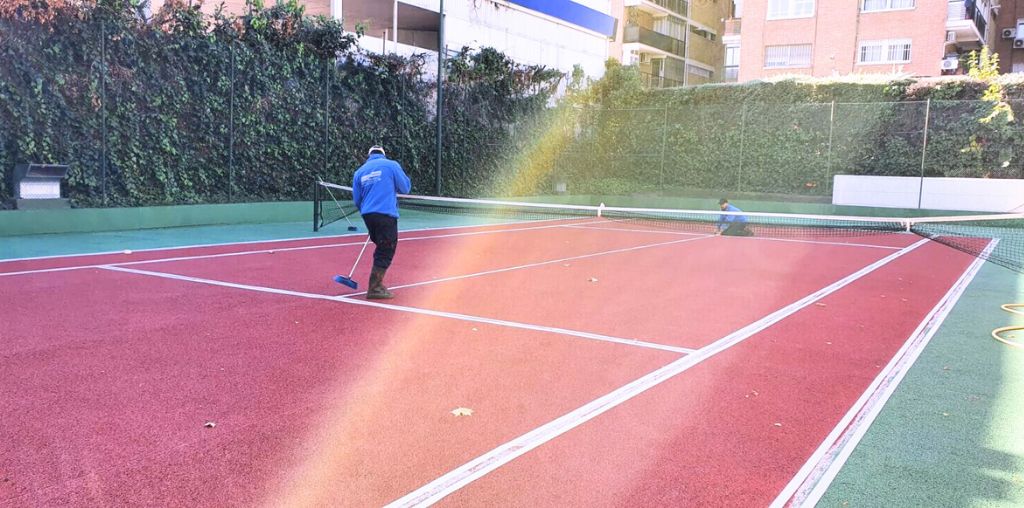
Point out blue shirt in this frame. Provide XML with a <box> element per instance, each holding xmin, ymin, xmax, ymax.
<box><xmin>718</xmin><ymin>203</ymin><xmax>748</xmax><ymax>230</ymax></box>
<box><xmin>352</xmin><ymin>154</ymin><xmax>412</xmax><ymax>218</ymax></box>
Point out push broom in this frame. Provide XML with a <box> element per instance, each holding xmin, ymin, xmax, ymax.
<box><xmin>333</xmin><ymin>235</ymin><xmax>371</xmax><ymax>289</ymax></box>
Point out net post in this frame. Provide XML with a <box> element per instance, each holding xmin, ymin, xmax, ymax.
<box><xmin>598</xmin><ymin>202</ymin><xmax>605</xmax><ymax>218</ymax></box>
<box><xmin>313</xmin><ymin>180</ymin><xmax>320</xmax><ymax>232</ymax></box>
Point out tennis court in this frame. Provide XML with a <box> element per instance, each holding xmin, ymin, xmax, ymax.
<box><xmin>3</xmin><ymin>190</ymin><xmax>1018</xmax><ymax>507</ymax></box>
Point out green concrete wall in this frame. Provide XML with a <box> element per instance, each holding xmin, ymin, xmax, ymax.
<box><xmin>0</xmin><ymin>201</ymin><xmax>312</xmax><ymax>236</ymax></box>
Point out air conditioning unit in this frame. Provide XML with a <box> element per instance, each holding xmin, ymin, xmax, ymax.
<box><xmin>941</xmin><ymin>58</ymin><xmax>959</xmax><ymax>71</ymax></box>
<box><xmin>1003</xmin><ymin>27</ymin><xmax>1018</xmax><ymax>39</ymax></box>
<box><xmin>946</xmin><ymin>31</ymin><xmax>957</xmax><ymax>43</ymax></box>
<box><xmin>1015</xmin><ymin>38</ymin><xmax>1024</xmax><ymax>48</ymax></box>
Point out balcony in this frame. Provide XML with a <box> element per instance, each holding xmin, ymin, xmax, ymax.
<box><xmin>625</xmin><ymin>0</ymin><xmax>689</xmax><ymax>18</ymax></box>
<box><xmin>724</xmin><ymin>19</ymin><xmax>742</xmax><ymax>37</ymax></box>
<box><xmin>624</xmin><ymin>25</ymin><xmax>687</xmax><ymax>58</ymax></box>
<box><xmin>946</xmin><ymin>0</ymin><xmax>988</xmax><ymax>44</ymax></box>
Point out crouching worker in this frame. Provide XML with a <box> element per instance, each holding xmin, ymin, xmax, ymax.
<box><xmin>717</xmin><ymin>198</ymin><xmax>754</xmax><ymax>237</ymax></box>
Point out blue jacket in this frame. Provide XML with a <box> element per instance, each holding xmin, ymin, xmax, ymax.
<box><xmin>352</xmin><ymin>154</ymin><xmax>412</xmax><ymax>218</ymax></box>
<box><xmin>718</xmin><ymin>203</ymin><xmax>748</xmax><ymax>230</ymax></box>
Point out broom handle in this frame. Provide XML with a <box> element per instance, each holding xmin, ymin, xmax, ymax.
<box><xmin>349</xmin><ymin>236</ymin><xmax>371</xmax><ymax>278</ymax></box>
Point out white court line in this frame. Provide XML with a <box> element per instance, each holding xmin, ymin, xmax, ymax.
<box><xmin>564</xmin><ymin>223</ymin><xmax>708</xmax><ymax>237</ymax></box>
<box><xmin>566</xmin><ymin>223</ymin><xmax>904</xmax><ymax>250</ymax></box>
<box><xmin>383</xmin><ymin>238</ymin><xmax>932</xmax><ymax>508</ymax></box>
<box><xmin>770</xmin><ymin>239</ymin><xmax>997</xmax><ymax>508</ymax></box>
<box><xmin>339</xmin><ymin>234</ymin><xmax>716</xmax><ymax>298</ymax></box>
<box><xmin>97</xmin><ymin>265</ymin><xmax>694</xmax><ymax>354</ymax></box>
<box><xmin>0</xmin><ymin>218</ymin><xmax>608</xmax><ymax>278</ymax></box>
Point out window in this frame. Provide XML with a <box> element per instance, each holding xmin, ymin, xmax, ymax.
<box><xmin>767</xmin><ymin>0</ymin><xmax>814</xmax><ymax>19</ymax></box>
<box><xmin>725</xmin><ymin>45</ymin><xmax>740</xmax><ymax>81</ymax></box>
<box><xmin>726</xmin><ymin>45</ymin><xmax>740</xmax><ymax>66</ymax></box>
<box><xmin>764</xmin><ymin>44</ymin><xmax>812</xmax><ymax>68</ymax></box>
<box><xmin>733</xmin><ymin>0</ymin><xmax>743</xmax><ymax>18</ymax></box>
<box><xmin>690</xmin><ymin>25</ymin><xmax>717</xmax><ymax>42</ymax></box>
<box><xmin>857</xmin><ymin>39</ymin><xmax>912</xmax><ymax>64</ymax></box>
<box><xmin>654</xmin><ymin>17</ymin><xmax>687</xmax><ymax>40</ymax></box>
<box><xmin>861</xmin><ymin>0</ymin><xmax>914</xmax><ymax>11</ymax></box>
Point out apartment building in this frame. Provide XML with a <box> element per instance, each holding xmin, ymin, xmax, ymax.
<box><xmin>609</xmin><ymin>0</ymin><xmax>732</xmax><ymax>87</ymax></box>
<box><xmin>991</xmin><ymin>0</ymin><xmax>1024</xmax><ymax>73</ymax></box>
<box><xmin>723</xmin><ymin>0</ymin><xmax>1001</xmax><ymax>81</ymax></box>
<box><xmin>147</xmin><ymin>1</ymin><xmax>617</xmax><ymax>80</ymax></box>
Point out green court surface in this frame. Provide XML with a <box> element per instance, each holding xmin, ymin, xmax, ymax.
<box><xmin>819</xmin><ymin>261</ymin><xmax>1024</xmax><ymax>507</ymax></box>
<box><xmin>2</xmin><ymin>204</ymin><xmax>1022</xmax><ymax>506</ymax></box>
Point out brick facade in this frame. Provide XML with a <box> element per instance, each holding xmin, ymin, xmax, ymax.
<box><xmin>738</xmin><ymin>0</ymin><xmax>957</xmax><ymax>80</ymax></box>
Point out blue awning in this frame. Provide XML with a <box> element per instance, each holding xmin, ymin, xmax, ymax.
<box><xmin>507</xmin><ymin>0</ymin><xmax>618</xmax><ymax>38</ymax></box>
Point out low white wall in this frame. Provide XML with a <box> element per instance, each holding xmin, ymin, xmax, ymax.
<box><xmin>832</xmin><ymin>175</ymin><xmax>1024</xmax><ymax>212</ymax></box>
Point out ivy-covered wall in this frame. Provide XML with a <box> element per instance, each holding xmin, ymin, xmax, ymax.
<box><xmin>0</xmin><ymin>0</ymin><xmax>561</xmax><ymax>207</ymax></box>
<box><xmin>5</xmin><ymin>2</ymin><xmax>1024</xmax><ymax>208</ymax></box>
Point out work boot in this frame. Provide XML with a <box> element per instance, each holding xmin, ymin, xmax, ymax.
<box><xmin>367</xmin><ymin>266</ymin><xmax>394</xmax><ymax>300</ymax></box>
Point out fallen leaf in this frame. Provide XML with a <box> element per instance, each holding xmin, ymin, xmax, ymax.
<box><xmin>451</xmin><ymin>407</ymin><xmax>474</xmax><ymax>417</ymax></box>
<box><xmin>588</xmin><ymin>277</ymin><xmax>599</xmax><ymax>282</ymax></box>
<box><xmin>942</xmin><ymin>412</ymin><xmax>950</xmax><ymax>417</ymax></box>
<box><xmin>773</xmin><ymin>422</ymin><xmax>783</xmax><ymax>427</ymax></box>
<box><xmin>814</xmin><ymin>303</ymin><xmax>827</xmax><ymax>307</ymax></box>
<box><xmin>826</xmin><ymin>342</ymin><xmax>832</xmax><ymax>345</ymax></box>
<box><xmin>204</xmin><ymin>421</ymin><xmax>216</xmax><ymax>428</ymax></box>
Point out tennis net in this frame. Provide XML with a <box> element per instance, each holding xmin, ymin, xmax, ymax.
<box><xmin>313</xmin><ymin>181</ymin><xmax>1024</xmax><ymax>273</ymax></box>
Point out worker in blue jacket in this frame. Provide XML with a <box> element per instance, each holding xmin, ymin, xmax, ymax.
<box><xmin>717</xmin><ymin>198</ymin><xmax>754</xmax><ymax>236</ymax></box>
<box><xmin>352</xmin><ymin>145</ymin><xmax>412</xmax><ymax>299</ymax></box>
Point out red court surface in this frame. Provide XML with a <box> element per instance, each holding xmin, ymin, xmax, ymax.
<box><xmin>0</xmin><ymin>219</ymin><xmax>982</xmax><ymax>506</ymax></box>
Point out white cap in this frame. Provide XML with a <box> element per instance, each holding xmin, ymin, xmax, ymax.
<box><xmin>368</xmin><ymin>145</ymin><xmax>386</xmax><ymax>156</ymax></box>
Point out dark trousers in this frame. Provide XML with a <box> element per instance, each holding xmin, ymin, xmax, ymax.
<box><xmin>722</xmin><ymin>222</ymin><xmax>753</xmax><ymax>236</ymax></box>
<box><xmin>362</xmin><ymin>213</ymin><xmax>399</xmax><ymax>269</ymax></box>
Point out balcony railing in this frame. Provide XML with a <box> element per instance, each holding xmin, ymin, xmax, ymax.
<box><xmin>724</xmin><ymin>19</ymin><xmax>741</xmax><ymax>36</ymax></box>
<box><xmin>947</xmin><ymin>0</ymin><xmax>988</xmax><ymax>42</ymax></box>
<box><xmin>641</xmin><ymin>72</ymin><xmax>685</xmax><ymax>89</ymax></box>
<box><xmin>643</xmin><ymin>0</ymin><xmax>689</xmax><ymax>18</ymax></box>
<box><xmin>624</xmin><ymin>25</ymin><xmax>687</xmax><ymax>58</ymax></box>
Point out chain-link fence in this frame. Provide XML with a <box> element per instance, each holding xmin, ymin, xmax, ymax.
<box><xmin>551</xmin><ymin>100</ymin><xmax>1024</xmax><ymax>202</ymax></box>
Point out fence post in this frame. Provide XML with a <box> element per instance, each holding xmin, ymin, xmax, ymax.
<box><xmin>100</xmin><ymin>20</ymin><xmax>108</xmax><ymax>204</ymax></box>
<box><xmin>228</xmin><ymin>41</ymin><xmax>235</xmax><ymax>202</ymax></box>
<box><xmin>659</xmin><ymin>105</ymin><xmax>668</xmax><ymax>187</ymax></box>
<box><xmin>825</xmin><ymin>100</ymin><xmax>835</xmax><ymax>194</ymax></box>
<box><xmin>737</xmin><ymin>102</ymin><xmax>747</xmax><ymax>192</ymax></box>
<box><xmin>917</xmin><ymin>98</ymin><xmax>931</xmax><ymax>209</ymax></box>
<box><xmin>323</xmin><ymin>57</ymin><xmax>331</xmax><ymax>180</ymax></box>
